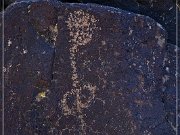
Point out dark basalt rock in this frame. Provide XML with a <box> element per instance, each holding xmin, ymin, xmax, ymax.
<box><xmin>61</xmin><ymin>0</ymin><xmax>180</xmax><ymax>46</ymax></box>
<box><xmin>1</xmin><ymin>0</ymin><xmax>176</xmax><ymax>135</ymax></box>
<box><xmin>163</xmin><ymin>43</ymin><xmax>180</xmax><ymax>134</ymax></box>
<box><xmin>2</xmin><ymin>0</ymin><xmax>179</xmax><ymax>46</ymax></box>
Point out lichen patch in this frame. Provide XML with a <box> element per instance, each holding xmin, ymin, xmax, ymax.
<box><xmin>36</xmin><ymin>91</ymin><xmax>47</xmax><ymax>102</ymax></box>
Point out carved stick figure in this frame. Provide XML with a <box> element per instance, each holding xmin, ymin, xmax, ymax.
<box><xmin>60</xmin><ymin>10</ymin><xmax>99</xmax><ymax>134</ymax></box>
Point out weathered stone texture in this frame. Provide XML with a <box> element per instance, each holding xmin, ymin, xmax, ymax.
<box><xmin>0</xmin><ymin>0</ymin><xmax>177</xmax><ymax>135</ymax></box>
<box><xmin>163</xmin><ymin>43</ymin><xmax>180</xmax><ymax>134</ymax></box>
<box><xmin>62</xmin><ymin>0</ymin><xmax>180</xmax><ymax>45</ymax></box>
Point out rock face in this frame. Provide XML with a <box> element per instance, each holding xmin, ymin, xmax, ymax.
<box><xmin>2</xmin><ymin>0</ymin><xmax>179</xmax><ymax>46</ymax></box>
<box><xmin>163</xmin><ymin>43</ymin><xmax>180</xmax><ymax>134</ymax></box>
<box><xmin>1</xmin><ymin>0</ymin><xmax>176</xmax><ymax>135</ymax></box>
<box><xmin>61</xmin><ymin>0</ymin><xmax>179</xmax><ymax>46</ymax></box>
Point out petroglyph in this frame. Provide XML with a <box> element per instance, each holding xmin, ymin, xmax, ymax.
<box><xmin>66</xmin><ymin>10</ymin><xmax>98</xmax><ymax>46</ymax></box>
<box><xmin>60</xmin><ymin>10</ymin><xmax>99</xmax><ymax>134</ymax></box>
<box><xmin>3</xmin><ymin>1</ymin><xmax>171</xmax><ymax>134</ymax></box>
<box><xmin>61</xmin><ymin>91</ymin><xmax>77</xmax><ymax>116</ymax></box>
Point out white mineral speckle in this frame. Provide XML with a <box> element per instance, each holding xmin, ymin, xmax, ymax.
<box><xmin>3</xmin><ymin>67</ymin><xmax>6</xmax><ymax>72</ymax></box>
<box><xmin>28</xmin><ymin>5</ymin><xmax>31</xmax><ymax>13</ymax></box>
<box><xmin>147</xmin><ymin>23</ymin><xmax>152</xmax><ymax>29</ymax></box>
<box><xmin>8</xmin><ymin>39</ymin><xmax>12</xmax><ymax>47</ymax></box>
<box><xmin>101</xmin><ymin>41</ymin><xmax>106</xmax><ymax>46</ymax></box>
<box><xmin>166</xmin><ymin>67</ymin><xmax>170</xmax><ymax>72</ymax></box>
<box><xmin>129</xmin><ymin>27</ymin><xmax>133</xmax><ymax>35</ymax></box>
<box><xmin>37</xmin><ymin>71</ymin><xmax>41</xmax><ymax>75</ymax></box>
<box><xmin>23</xmin><ymin>49</ymin><xmax>28</xmax><ymax>54</ymax></box>
<box><xmin>155</xmin><ymin>35</ymin><xmax>165</xmax><ymax>48</ymax></box>
<box><xmin>162</xmin><ymin>75</ymin><xmax>169</xmax><ymax>83</ymax></box>
<box><xmin>169</xmin><ymin>6</ymin><xmax>173</xmax><ymax>11</ymax></box>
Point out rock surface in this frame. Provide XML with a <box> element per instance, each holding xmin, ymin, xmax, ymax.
<box><xmin>61</xmin><ymin>0</ymin><xmax>179</xmax><ymax>46</ymax></box>
<box><xmin>163</xmin><ymin>43</ymin><xmax>180</xmax><ymax>134</ymax></box>
<box><xmin>3</xmin><ymin>0</ymin><xmax>178</xmax><ymax>45</ymax></box>
<box><xmin>0</xmin><ymin>0</ymin><xmax>177</xmax><ymax>135</ymax></box>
